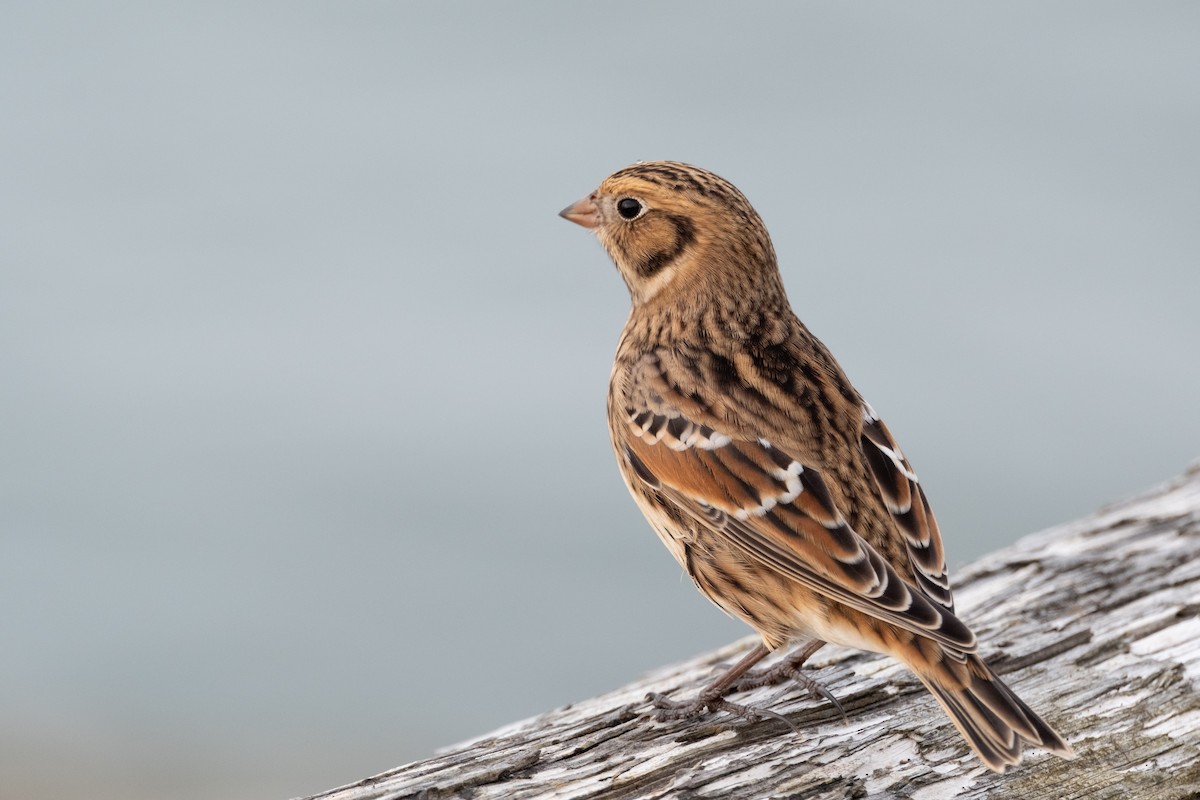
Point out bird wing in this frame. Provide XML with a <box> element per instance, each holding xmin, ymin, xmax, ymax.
<box><xmin>617</xmin><ymin>357</ymin><xmax>975</xmax><ymax>653</ymax></box>
<box><xmin>859</xmin><ymin>403</ymin><xmax>956</xmax><ymax>612</ymax></box>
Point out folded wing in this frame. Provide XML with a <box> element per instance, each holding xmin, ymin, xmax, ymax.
<box><xmin>620</xmin><ymin>400</ymin><xmax>975</xmax><ymax>653</ymax></box>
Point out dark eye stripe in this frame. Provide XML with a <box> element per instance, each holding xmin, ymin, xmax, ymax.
<box><xmin>638</xmin><ymin>214</ymin><xmax>696</xmax><ymax>277</ymax></box>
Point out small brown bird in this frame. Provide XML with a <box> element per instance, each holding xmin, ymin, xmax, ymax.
<box><xmin>559</xmin><ymin>161</ymin><xmax>1074</xmax><ymax>771</ymax></box>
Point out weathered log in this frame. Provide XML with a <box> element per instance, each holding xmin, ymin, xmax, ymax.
<box><xmin>301</xmin><ymin>465</ymin><xmax>1200</xmax><ymax>799</ymax></box>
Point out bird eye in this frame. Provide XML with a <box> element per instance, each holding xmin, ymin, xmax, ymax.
<box><xmin>616</xmin><ymin>197</ymin><xmax>644</xmax><ymax>220</ymax></box>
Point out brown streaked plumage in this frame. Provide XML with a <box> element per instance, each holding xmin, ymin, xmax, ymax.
<box><xmin>559</xmin><ymin>161</ymin><xmax>1074</xmax><ymax>771</ymax></box>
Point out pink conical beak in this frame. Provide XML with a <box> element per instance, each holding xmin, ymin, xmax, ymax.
<box><xmin>558</xmin><ymin>194</ymin><xmax>600</xmax><ymax>229</ymax></box>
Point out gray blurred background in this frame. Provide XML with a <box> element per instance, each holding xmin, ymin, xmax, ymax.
<box><xmin>2</xmin><ymin>3</ymin><xmax>1197</xmax><ymax>799</ymax></box>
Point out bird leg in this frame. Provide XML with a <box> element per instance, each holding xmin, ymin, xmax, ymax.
<box><xmin>648</xmin><ymin>643</ymin><xmax>800</xmax><ymax>733</ymax></box>
<box><xmin>734</xmin><ymin>639</ymin><xmax>846</xmax><ymax>721</ymax></box>
<box><xmin>735</xmin><ymin>639</ymin><xmax>825</xmax><ymax>690</ymax></box>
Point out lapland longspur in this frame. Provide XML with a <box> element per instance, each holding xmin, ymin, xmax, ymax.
<box><xmin>559</xmin><ymin>161</ymin><xmax>1073</xmax><ymax>771</ymax></box>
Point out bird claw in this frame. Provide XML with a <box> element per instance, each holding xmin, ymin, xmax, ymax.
<box><xmin>646</xmin><ymin>691</ymin><xmax>800</xmax><ymax>736</ymax></box>
<box><xmin>735</xmin><ymin>666</ymin><xmax>847</xmax><ymax>723</ymax></box>
<box><xmin>646</xmin><ymin>690</ymin><xmax>708</xmax><ymax>721</ymax></box>
<box><xmin>731</xmin><ymin>642</ymin><xmax>848</xmax><ymax>724</ymax></box>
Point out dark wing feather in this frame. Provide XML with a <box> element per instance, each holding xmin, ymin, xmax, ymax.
<box><xmin>621</xmin><ymin>403</ymin><xmax>976</xmax><ymax>653</ymax></box>
<box><xmin>859</xmin><ymin>403</ymin><xmax>955</xmax><ymax>611</ymax></box>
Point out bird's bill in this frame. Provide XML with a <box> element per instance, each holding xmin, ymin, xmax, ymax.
<box><xmin>558</xmin><ymin>194</ymin><xmax>601</xmax><ymax>229</ymax></box>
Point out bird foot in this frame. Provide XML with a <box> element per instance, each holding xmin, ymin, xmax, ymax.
<box><xmin>646</xmin><ymin>691</ymin><xmax>800</xmax><ymax>735</ymax></box>
<box><xmin>734</xmin><ymin>663</ymin><xmax>848</xmax><ymax>723</ymax></box>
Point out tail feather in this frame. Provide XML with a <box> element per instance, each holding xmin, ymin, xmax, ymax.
<box><xmin>912</xmin><ymin>653</ymin><xmax>1075</xmax><ymax>772</ymax></box>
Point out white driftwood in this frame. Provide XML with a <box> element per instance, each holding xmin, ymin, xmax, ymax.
<box><xmin>302</xmin><ymin>465</ymin><xmax>1200</xmax><ymax>800</ymax></box>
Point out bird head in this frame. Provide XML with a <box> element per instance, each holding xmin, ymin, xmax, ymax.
<box><xmin>560</xmin><ymin>161</ymin><xmax>783</xmax><ymax>309</ymax></box>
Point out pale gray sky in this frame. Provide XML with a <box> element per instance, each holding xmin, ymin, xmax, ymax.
<box><xmin>2</xmin><ymin>3</ymin><xmax>1198</xmax><ymax>799</ymax></box>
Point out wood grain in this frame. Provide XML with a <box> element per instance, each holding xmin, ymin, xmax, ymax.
<box><xmin>300</xmin><ymin>464</ymin><xmax>1200</xmax><ymax>800</ymax></box>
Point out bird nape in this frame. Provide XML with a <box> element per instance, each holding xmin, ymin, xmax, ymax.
<box><xmin>559</xmin><ymin>160</ymin><xmax>1074</xmax><ymax>772</ymax></box>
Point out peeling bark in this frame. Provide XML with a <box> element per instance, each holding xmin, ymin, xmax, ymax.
<box><xmin>300</xmin><ymin>465</ymin><xmax>1200</xmax><ymax>800</ymax></box>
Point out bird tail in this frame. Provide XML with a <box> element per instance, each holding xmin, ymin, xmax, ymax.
<box><xmin>909</xmin><ymin>651</ymin><xmax>1075</xmax><ymax>772</ymax></box>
